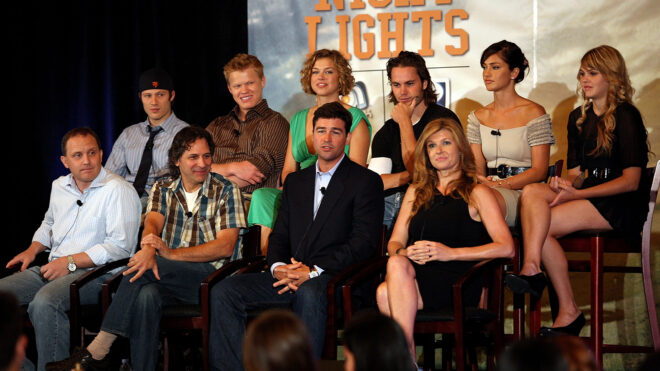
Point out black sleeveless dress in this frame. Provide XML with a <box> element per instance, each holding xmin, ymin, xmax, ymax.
<box><xmin>408</xmin><ymin>192</ymin><xmax>491</xmax><ymax>310</ymax></box>
<box><xmin>566</xmin><ymin>102</ymin><xmax>649</xmax><ymax>242</ymax></box>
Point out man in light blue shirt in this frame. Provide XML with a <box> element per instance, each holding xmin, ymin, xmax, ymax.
<box><xmin>0</xmin><ymin>127</ymin><xmax>141</xmax><ymax>370</ymax></box>
<box><xmin>106</xmin><ymin>68</ymin><xmax>189</xmax><ymax>209</ymax></box>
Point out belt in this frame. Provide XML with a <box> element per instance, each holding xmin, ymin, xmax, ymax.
<box><xmin>487</xmin><ymin>164</ymin><xmax>530</xmax><ymax>178</ymax></box>
<box><xmin>588</xmin><ymin>167</ymin><xmax>618</xmax><ymax>180</ymax></box>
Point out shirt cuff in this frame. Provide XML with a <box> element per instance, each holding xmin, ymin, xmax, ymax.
<box><xmin>270</xmin><ymin>262</ymin><xmax>286</xmax><ymax>277</ymax></box>
<box><xmin>368</xmin><ymin>157</ymin><xmax>393</xmax><ymax>175</ymax></box>
<box><xmin>313</xmin><ymin>265</ymin><xmax>324</xmax><ymax>275</ymax></box>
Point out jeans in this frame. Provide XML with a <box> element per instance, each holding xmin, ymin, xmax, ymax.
<box><xmin>100</xmin><ymin>256</ymin><xmax>215</xmax><ymax>371</ymax></box>
<box><xmin>383</xmin><ymin>191</ymin><xmax>404</xmax><ymax>231</ymax></box>
<box><xmin>209</xmin><ymin>271</ymin><xmax>334</xmax><ymax>371</ymax></box>
<box><xmin>0</xmin><ymin>266</ymin><xmax>109</xmax><ymax>371</ymax></box>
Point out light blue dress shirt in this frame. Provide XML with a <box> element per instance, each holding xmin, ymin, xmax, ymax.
<box><xmin>105</xmin><ymin>113</ymin><xmax>189</xmax><ymax>194</ymax></box>
<box><xmin>32</xmin><ymin>167</ymin><xmax>142</xmax><ymax>265</ymax></box>
<box><xmin>313</xmin><ymin>155</ymin><xmax>345</xmax><ymax>218</ymax></box>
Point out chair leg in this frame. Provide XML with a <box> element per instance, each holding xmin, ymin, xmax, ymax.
<box><xmin>512</xmin><ymin>237</ymin><xmax>525</xmax><ymax>340</ymax></box>
<box><xmin>422</xmin><ymin>334</ymin><xmax>435</xmax><ymax>370</ymax></box>
<box><xmin>548</xmin><ymin>283</ymin><xmax>559</xmax><ymax>322</ymax></box>
<box><xmin>529</xmin><ymin>295</ymin><xmax>542</xmax><ymax>337</ymax></box>
<box><xmin>442</xmin><ymin>334</ymin><xmax>453</xmax><ymax>371</ymax></box>
<box><xmin>163</xmin><ymin>336</ymin><xmax>170</xmax><ymax>371</ymax></box>
<box><xmin>203</xmin><ymin>326</ymin><xmax>209</xmax><ymax>371</ymax></box>
<box><xmin>513</xmin><ymin>293</ymin><xmax>525</xmax><ymax>340</ymax></box>
<box><xmin>591</xmin><ymin>237</ymin><xmax>604</xmax><ymax>369</ymax></box>
<box><xmin>641</xmin><ymin>237</ymin><xmax>660</xmax><ymax>350</ymax></box>
<box><xmin>455</xmin><ymin>329</ymin><xmax>465</xmax><ymax>371</ymax></box>
<box><xmin>467</xmin><ymin>343</ymin><xmax>478</xmax><ymax>371</ymax></box>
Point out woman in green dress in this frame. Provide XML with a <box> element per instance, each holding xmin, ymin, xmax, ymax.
<box><xmin>248</xmin><ymin>49</ymin><xmax>372</xmax><ymax>253</ymax></box>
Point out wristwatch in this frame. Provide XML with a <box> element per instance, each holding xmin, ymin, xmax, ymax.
<box><xmin>67</xmin><ymin>255</ymin><xmax>77</xmax><ymax>273</ymax></box>
<box><xmin>308</xmin><ymin>267</ymin><xmax>319</xmax><ymax>279</ymax></box>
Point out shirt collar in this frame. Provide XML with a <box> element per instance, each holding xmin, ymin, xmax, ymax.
<box><xmin>167</xmin><ymin>172</ymin><xmax>213</xmax><ymax>199</ymax></box>
<box><xmin>66</xmin><ymin>167</ymin><xmax>109</xmax><ymax>192</ymax></box>
<box><xmin>230</xmin><ymin>99</ymin><xmax>269</xmax><ymax>121</ymax></box>
<box><xmin>143</xmin><ymin>112</ymin><xmax>178</xmax><ymax>133</ymax></box>
<box><xmin>316</xmin><ymin>154</ymin><xmax>345</xmax><ymax>176</ymax></box>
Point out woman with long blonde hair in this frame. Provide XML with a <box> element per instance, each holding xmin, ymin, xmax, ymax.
<box><xmin>376</xmin><ymin>118</ymin><xmax>514</xmax><ymax>357</ymax></box>
<box><xmin>507</xmin><ymin>45</ymin><xmax>650</xmax><ymax>336</ymax></box>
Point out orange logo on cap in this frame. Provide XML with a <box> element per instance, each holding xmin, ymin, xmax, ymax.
<box><xmin>152</xmin><ymin>81</ymin><xmax>159</xmax><ymax>88</ymax></box>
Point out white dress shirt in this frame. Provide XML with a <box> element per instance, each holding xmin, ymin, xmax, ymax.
<box><xmin>32</xmin><ymin>167</ymin><xmax>142</xmax><ymax>266</ymax></box>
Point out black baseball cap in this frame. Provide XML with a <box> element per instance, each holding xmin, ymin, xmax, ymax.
<box><xmin>138</xmin><ymin>68</ymin><xmax>174</xmax><ymax>92</ymax></box>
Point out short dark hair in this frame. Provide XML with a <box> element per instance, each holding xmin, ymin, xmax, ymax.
<box><xmin>312</xmin><ymin>101</ymin><xmax>352</xmax><ymax>133</ymax></box>
<box><xmin>386</xmin><ymin>51</ymin><xmax>437</xmax><ymax>105</ymax></box>
<box><xmin>168</xmin><ymin>126</ymin><xmax>215</xmax><ymax>178</ymax></box>
<box><xmin>0</xmin><ymin>291</ymin><xmax>22</xmax><ymax>370</ymax></box>
<box><xmin>243</xmin><ymin>309</ymin><xmax>316</xmax><ymax>371</ymax></box>
<box><xmin>344</xmin><ymin>310</ymin><xmax>415</xmax><ymax>371</ymax></box>
<box><xmin>480</xmin><ymin>40</ymin><xmax>529</xmax><ymax>84</ymax></box>
<box><xmin>61</xmin><ymin>127</ymin><xmax>102</xmax><ymax>156</ymax></box>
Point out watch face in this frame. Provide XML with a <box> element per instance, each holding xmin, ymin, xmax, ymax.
<box><xmin>67</xmin><ymin>263</ymin><xmax>76</xmax><ymax>272</ymax></box>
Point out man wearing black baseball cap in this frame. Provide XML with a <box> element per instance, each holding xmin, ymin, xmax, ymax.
<box><xmin>106</xmin><ymin>68</ymin><xmax>189</xmax><ymax>209</ymax></box>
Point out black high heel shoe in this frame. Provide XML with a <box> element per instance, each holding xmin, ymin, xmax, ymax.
<box><xmin>504</xmin><ymin>272</ymin><xmax>547</xmax><ymax>299</ymax></box>
<box><xmin>538</xmin><ymin>313</ymin><xmax>586</xmax><ymax>337</ymax></box>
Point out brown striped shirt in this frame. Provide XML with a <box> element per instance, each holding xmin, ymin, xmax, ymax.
<box><xmin>146</xmin><ymin>173</ymin><xmax>247</xmax><ymax>269</ymax></box>
<box><xmin>206</xmin><ymin>99</ymin><xmax>289</xmax><ymax>194</ymax></box>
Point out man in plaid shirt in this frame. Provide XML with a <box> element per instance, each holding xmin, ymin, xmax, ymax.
<box><xmin>49</xmin><ymin>126</ymin><xmax>246</xmax><ymax>371</ymax></box>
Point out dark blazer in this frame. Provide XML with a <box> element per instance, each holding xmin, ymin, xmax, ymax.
<box><xmin>267</xmin><ymin>157</ymin><xmax>384</xmax><ymax>275</ymax></box>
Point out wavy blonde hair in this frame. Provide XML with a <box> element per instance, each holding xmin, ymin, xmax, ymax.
<box><xmin>576</xmin><ymin>45</ymin><xmax>634</xmax><ymax>155</ymax></box>
<box><xmin>300</xmin><ymin>49</ymin><xmax>354</xmax><ymax>96</ymax></box>
<box><xmin>411</xmin><ymin>118</ymin><xmax>478</xmax><ymax>218</ymax></box>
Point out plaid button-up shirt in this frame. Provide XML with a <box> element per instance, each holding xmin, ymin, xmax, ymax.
<box><xmin>147</xmin><ymin>173</ymin><xmax>247</xmax><ymax>269</ymax></box>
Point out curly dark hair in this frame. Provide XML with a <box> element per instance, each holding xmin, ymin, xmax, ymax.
<box><xmin>386</xmin><ymin>51</ymin><xmax>437</xmax><ymax>105</ymax></box>
<box><xmin>300</xmin><ymin>49</ymin><xmax>355</xmax><ymax>96</ymax></box>
<box><xmin>168</xmin><ymin>126</ymin><xmax>215</xmax><ymax>178</ymax></box>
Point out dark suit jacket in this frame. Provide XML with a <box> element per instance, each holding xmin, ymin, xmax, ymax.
<box><xmin>267</xmin><ymin>157</ymin><xmax>384</xmax><ymax>275</ymax></box>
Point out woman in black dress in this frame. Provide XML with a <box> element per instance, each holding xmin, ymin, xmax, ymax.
<box><xmin>376</xmin><ymin>118</ymin><xmax>514</xmax><ymax>357</ymax></box>
<box><xmin>507</xmin><ymin>45</ymin><xmax>650</xmax><ymax>336</ymax></box>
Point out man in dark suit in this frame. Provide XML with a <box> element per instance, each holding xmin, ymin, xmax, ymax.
<box><xmin>209</xmin><ymin>102</ymin><xmax>384</xmax><ymax>371</ymax></box>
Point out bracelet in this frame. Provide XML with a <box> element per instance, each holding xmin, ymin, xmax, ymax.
<box><xmin>395</xmin><ymin>247</ymin><xmax>405</xmax><ymax>255</ymax></box>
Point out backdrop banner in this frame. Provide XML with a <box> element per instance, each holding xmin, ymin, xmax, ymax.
<box><xmin>248</xmin><ymin>0</ymin><xmax>659</xmax><ymax>163</ymax></box>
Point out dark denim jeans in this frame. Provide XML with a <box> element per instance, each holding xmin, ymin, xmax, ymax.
<box><xmin>209</xmin><ymin>271</ymin><xmax>333</xmax><ymax>371</ymax></box>
<box><xmin>100</xmin><ymin>256</ymin><xmax>215</xmax><ymax>371</ymax></box>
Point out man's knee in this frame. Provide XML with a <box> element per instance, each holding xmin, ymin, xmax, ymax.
<box><xmin>295</xmin><ymin>281</ymin><xmax>327</xmax><ymax>309</ymax></box>
<box><xmin>28</xmin><ymin>287</ymin><xmax>66</xmax><ymax>316</ymax></box>
<box><xmin>134</xmin><ymin>284</ymin><xmax>162</xmax><ymax>312</ymax></box>
<box><xmin>211</xmin><ymin>276</ymin><xmax>242</xmax><ymax>311</ymax></box>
